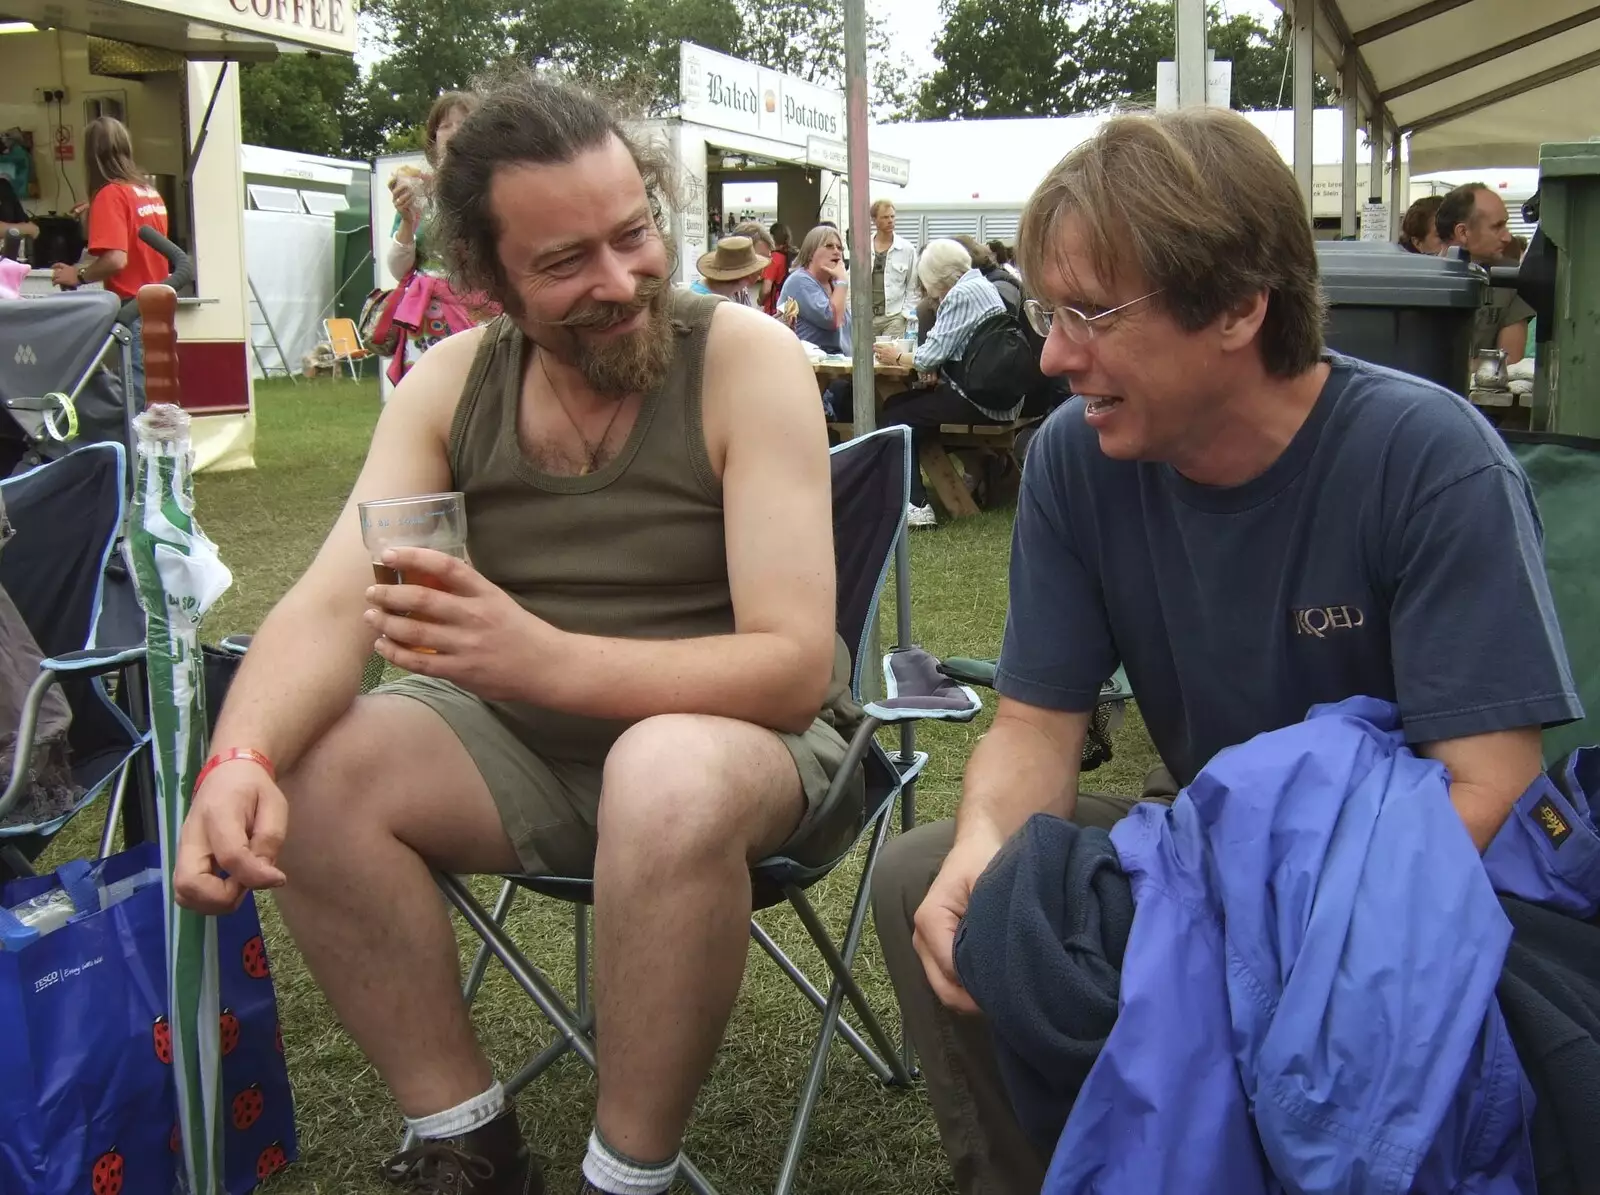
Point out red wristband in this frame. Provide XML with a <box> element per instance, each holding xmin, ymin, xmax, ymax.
<box><xmin>194</xmin><ymin>747</ymin><xmax>276</xmax><ymax>795</ymax></box>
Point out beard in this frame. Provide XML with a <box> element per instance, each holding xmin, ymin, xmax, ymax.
<box><xmin>520</xmin><ymin>274</ymin><xmax>675</xmax><ymax>399</ymax></box>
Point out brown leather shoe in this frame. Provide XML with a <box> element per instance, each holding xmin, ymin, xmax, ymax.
<box><xmin>380</xmin><ymin>1109</ymin><xmax>543</xmax><ymax>1194</ymax></box>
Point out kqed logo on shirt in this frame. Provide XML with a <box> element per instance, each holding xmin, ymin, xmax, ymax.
<box><xmin>1292</xmin><ymin>604</ymin><xmax>1365</xmax><ymax>638</ymax></box>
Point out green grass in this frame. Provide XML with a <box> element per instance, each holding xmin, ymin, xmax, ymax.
<box><xmin>48</xmin><ymin>377</ymin><xmax>1161</xmax><ymax>1194</ymax></box>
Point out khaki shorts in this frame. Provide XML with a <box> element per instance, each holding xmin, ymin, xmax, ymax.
<box><xmin>375</xmin><ymin>675</ymin><xmax>867</xmax><ymax>877</ymax></box>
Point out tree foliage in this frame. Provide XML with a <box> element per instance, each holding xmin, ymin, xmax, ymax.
<box><xmin>239</xmin><ymin>0</ymin><xmax>918</xmax><ymax>158</ymax></box>
<box><xmin>238</xmin><ymin>53</ymin><xmax>361</xmax><ymax>158</ymax></box>
<box><xmin>919</xmin><ymin>0</ymin><xmax>1334</xmax><ymax>119</ymax></box>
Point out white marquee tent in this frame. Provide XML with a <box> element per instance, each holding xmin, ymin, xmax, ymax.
<box><xmin>1267</xmin><ymin>0</ymin><xmax>1600</xmax><ymax>175</ymax></box>
<box><xmin>240</xmin><ymin>144</ymin><xmax>366</xmax><ymax>379</ymax></box>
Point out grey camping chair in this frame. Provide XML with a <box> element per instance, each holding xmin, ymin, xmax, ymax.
<box><xmin>429</xmin><ymin>425</ymin><xmax>981</xmax><ymax>1194</ymax></box>
<box><xmin>0</xmin><ymin>442</ymin><xmax>148</xmax><ymax>880</ymax></box>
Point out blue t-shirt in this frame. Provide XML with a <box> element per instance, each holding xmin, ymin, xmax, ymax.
<box><xmin>997</xmin><ymin>354</ymin><xmax>1582</xmax><ymax>787</ymax></box>
<box><xmin>779</xmin><ymin>269</ymin><xmax>849</xmax><ymax>354</ymax></box>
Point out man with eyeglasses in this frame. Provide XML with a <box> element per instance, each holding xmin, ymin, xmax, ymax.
<box><xmin>872</xmin><ymin>108</ymin><xmax>1577</xmax><ymax>1193</ymax></box>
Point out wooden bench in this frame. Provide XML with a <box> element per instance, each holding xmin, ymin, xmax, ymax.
<box><xmin>921</xmin><ymin>417</ymin><xmax>1040</xmax><ymax>518</ymax></box>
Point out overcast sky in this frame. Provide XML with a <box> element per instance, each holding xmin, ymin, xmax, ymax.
<box><xmin>873</xmin><ymin>0</ymin><xmax>1285</xmax><ymax>76</ymax></box>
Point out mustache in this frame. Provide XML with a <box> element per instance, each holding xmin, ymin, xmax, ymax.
<box><xmin>558</xmin><ymin>274</ymin><xmax>669</xmax><ymax>331</ymax></box>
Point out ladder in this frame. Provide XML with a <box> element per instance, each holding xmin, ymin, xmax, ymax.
<box><xmin>246</xmin><ymin>275</ymin><xmax>298</xmax><ymax>384</ymax></box>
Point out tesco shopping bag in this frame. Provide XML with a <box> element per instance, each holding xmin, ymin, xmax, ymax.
<box><xmin>0</xmin><ymin>841</ymin><xmax>296</xmax><ymax>1195</ymax></box>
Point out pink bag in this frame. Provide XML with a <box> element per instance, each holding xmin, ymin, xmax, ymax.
<box><xmin>0</xmin><ymin>259</ymin><xmax>27</xmax><ymax>301</ymax></box>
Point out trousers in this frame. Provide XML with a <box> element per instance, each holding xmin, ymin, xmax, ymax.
<box><xmin>872</xmin><ymin>771</ymin><xmax>1177</xmax><ymax>1194</ymax></box>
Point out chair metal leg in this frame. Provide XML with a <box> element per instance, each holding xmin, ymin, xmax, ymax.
<box><xmin>502</xmin><ymin>1010</ymin><xmax>593</xmax><ymax>1100</ymax></box>
<box><xmin>784</xmin><ymin>888</ymin><xmax>911</xmax><ymax>1085</ymax></box>
<box><xmin>575</xmin><ymin>903</ymin><xmax>590</xmax><ymax>1021</ymax></box>
<box><xmin>896</xmin><ymin>783</ymin><xmax>919</xmax><ymax>1078</ymax></box>
<box><xmin>96</xmin><ymin>762</ymin><xmax>133</xmax><ymax>861</ymax></box>
<box><xmin>772</xmin><ymin>812</ymin><xmax>912</xmax><ymax>1195</ymax></box>
<box><xmin>435</xmin><ymin>876</ymin><xmax>728</xmax><ymax>1192</ymax></box>
<box><xmin>437</xmin><ymin>873</ymin><xmax>598</xmax><ymax>1071</ymax></box>
<box><xmin>750</xmin><ymin>920</ymin><xmax>893</xmax><ymax>1081</ymax></box>
<box><xmin>463</xmin><ymin>880</ymin><xmax>518</xmax><ymax>1008</ymax></box>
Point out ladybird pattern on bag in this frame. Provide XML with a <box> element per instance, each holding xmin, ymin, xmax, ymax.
<box><xmin>241</xmin><ymin>935</ymin><xmax>270</xmax><ymax>980</ymax></box>
<box><xmin>218</xmin><ymin>910</ymin><xmax>298</xmax><ymax>1191</ymax></box>
<box><xmin>256</xmin><ymin>1143</ymin><xmax>288</xmax><ymax>1182</ymax></box>
<box><xmin>89</xmin><ymin>1149</ymin><xmax>123</xmax><ymax>1195</ymax></box>
<box><xmin>152</xmin><ymin>1016</ymin><xmax>172</xmax><ymax>1065</ymax></box>
<box><xmin>0</xmin><ymin>847</ymin><xmax>297</xmax><ymax>1195</ymax></box>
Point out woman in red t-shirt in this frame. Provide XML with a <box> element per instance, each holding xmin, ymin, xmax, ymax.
<box><xmin>761</xmin><ymin>223</ymin><xmax>794</xmax><ymax>316</ymax></box>
<box><xmin>51</xmin><ymin>116</ymin><xmax>170</xmax><ymax>404</ymax></box>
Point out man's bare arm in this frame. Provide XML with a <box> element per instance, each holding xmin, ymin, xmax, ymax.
<box><xmin>533</xmin><ymin>305</ymin><xmax>837</xmax><ymax>734</ymax></box>
<box><xmin>912</xmin><ymin>697</ymin><xmax>1089</xmax><ymax>1012</ymax></box>
<box><xmin>207</xmin><ymin>330</ymin><xmax>476</xmax><ymax>771</ymax></box>
<box><xmin>955</xmin><ymin>698</ymin><xmax>1090</xmax><ymax>852</ymax></box>
<box><xmin>1420</xmin><ymin>725</ymin><xmax>1543</xmax><ymax>851</ymax></box>
<box><xmin>1498</xmin><ymin>321</ymin><xmax>1529</xmax><ymax>365</ymax></box>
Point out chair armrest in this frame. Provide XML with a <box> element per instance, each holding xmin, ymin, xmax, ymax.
<box><xmin>866</xmin><ymin>647</ymin><xmax>983</xmax><ymax>725</ymax></box>
<box><xmin>938</xmin><ymin>657</ymin><xmax>1135</xmax><ymax>705</ymax></box>
<box><xmin>938</xmin><ymin>656</ymin><xmax>998</xmax><ymax>690</ymax></box>
<box><xmin>40</xmin><ymin>645</ymin><xmax>147</xmax><ymax>675</ymax></box>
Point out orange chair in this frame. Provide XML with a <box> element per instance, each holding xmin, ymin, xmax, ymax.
<box><xmin>322</xmin><ymin>316</ymin><xmax>374</xmax><ymax>381</ymax></box>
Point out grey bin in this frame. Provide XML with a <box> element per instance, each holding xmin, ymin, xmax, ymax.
<box><xmin>1316</xmin><ymin>242</ymin><xmax>1485</xmax><ymax>397</ymax></box>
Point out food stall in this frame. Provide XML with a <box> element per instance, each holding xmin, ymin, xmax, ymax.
<box><xmin>0</xmin><ymin>0</ymin><xmax>357</xmax><ymax>469</ymax></box>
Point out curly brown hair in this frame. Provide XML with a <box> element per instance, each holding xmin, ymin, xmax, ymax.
<box><xmin>431</xmin><ymin>69</ymin><xmax>678</xmax><ymax>312</ymax></box>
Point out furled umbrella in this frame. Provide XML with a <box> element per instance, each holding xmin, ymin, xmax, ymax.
<box><xmin>124</xmin><ymin>286</ymin><xmax>234</xmax><ymax>1193</ymax></box>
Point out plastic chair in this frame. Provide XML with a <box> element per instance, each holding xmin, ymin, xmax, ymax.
<box><xmin>0</xmin><ymin>443</ymin><xmax>148</xmax><ymax>880</ymax></box>
<box><xmin>322</xmin><ymin>317</ymin><xmax>373</xmax><ymax>381</ymax></box>
<box><xmin>429</xmin><ymin>426</ymin><xmax>981</xmax><ymax>1194</ymax></box>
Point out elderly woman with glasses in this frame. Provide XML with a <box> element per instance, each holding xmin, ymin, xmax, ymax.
<box><xmin>870</xmin><ymin>238</ymin><xmax>1017</xmax><ymax>525</ymax></box>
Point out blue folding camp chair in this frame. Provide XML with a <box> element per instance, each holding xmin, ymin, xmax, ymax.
<box><xmin>0</xmin><ymin>442</ymin><xmax>149</xmax><ymax>880</ymax></box>
<box><xmin>430</xmin><ymin>425</ymin><xmax>983</xmax><ymax>1194</ymax></box>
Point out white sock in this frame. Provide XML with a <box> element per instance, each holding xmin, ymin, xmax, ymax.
<box><xmin>404</xmin><ymin>1081</ymin><xmax>506</xmax><ymax>1141</ymax></box>
<box><xmin>582</xmin><ymin>1128</ymin><xmax>679</xmax><ymax>1195</ymax></box>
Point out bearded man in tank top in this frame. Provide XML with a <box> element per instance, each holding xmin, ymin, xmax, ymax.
<box><xmin>171</xmin><ymin>71</ymin><xmax>863</xmax><ymax>1195</ymax></box>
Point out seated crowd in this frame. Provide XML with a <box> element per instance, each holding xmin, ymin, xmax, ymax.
<box><xmin>175</xmin><ymin>68</ymin><xmax>1587</xmax><ymax>1195</ymax></box>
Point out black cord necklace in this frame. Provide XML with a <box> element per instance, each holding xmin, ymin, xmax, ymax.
<box><xmin>538</xmin><ymin>350</ymin><xmax>625</xmax><ymax>476</ymax></box>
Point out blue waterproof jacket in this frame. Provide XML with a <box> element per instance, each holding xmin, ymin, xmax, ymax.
<box><xmin>1044</xmin><ymin>696</ymin><xmax>1537</xmax><ymax>1195</ymax></box>
<box><xmin>1485</xmin><ymin>746</ymin><xmax>1600</xmax><ymax>918</ymax></box>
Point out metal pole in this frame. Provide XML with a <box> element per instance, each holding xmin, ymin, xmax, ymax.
<box><xmin>1175</xmin><ymin>0</ymin><xmax>1208</xmax><ymax>108</ymax></box>
<box><xmin>1341</xmin><ymin>60</ymin><xmax>1359</xmax><ymax>237</ymax></box>
<box><xmin>1369</xmin><ymin>112</ymin><xmax>1386</xmax><ymax>214</ymax></box>
<box><xmin>842</xmin><ymin>0</ymin><xmax>883</xmax><ymax>700</ymax></box>
<box><xmin>1389</xmin><ymin>130</ymin><xmax>1404</xmax><ymax>239</ymax></box>
<box><xmin>1292</xmin><ymin>0</ymin><xmax>1316</xmax><ymax>215</ymax></box>
<box><xmin>844</xmin><ymin>0</ymin><xmax>874</xmax><ymax>439</ymax></box>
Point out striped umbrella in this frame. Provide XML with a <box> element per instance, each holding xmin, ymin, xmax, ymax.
<box><xmin>126</xmin><ymin>402</ymin><xmax>234</xmax><ymax>1194</ymax></box>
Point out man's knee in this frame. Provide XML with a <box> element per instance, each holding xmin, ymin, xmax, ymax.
<box><xmin>280</xmin><ymin>695</ymin><xmax>453</xmax><ymax>847</ymax></box>
<box><xmin>281</xmin><ymin>697</ymin><xmax>386</xmax><ymax>826</ymax></box>
<box><xmin>598</xmin><ymin>714</ymin><xmax>770</xmax><ymax>863</ymax></box>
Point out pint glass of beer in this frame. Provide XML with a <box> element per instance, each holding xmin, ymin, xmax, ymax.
<box><xmin>358</xmin><ymin>493</ymin><xmax>467</xmax><ymax>653</ymax></box>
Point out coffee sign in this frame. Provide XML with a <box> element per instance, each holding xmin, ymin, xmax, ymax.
<box><xmin>127</xmin><ymin>0</ymin><xmax>358</xmax><ymax>54</ymax></box>
<box><xmin>679</xmin><ymin>42</ymin><xmax>843</xmax><ymax>149</ymax></box>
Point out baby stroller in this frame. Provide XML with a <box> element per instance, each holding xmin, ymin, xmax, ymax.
<box><xmin>0</xmin><ymin>227</ymin><xmax>192</xmax><ymax>483</ymax></box>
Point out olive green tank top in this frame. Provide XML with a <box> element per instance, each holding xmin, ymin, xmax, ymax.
<box><xmin>449</xmin><ymin>287</ymin><xmax>860</xmax><ymax>763</ymax></box>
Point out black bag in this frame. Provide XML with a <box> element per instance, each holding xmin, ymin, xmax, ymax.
<box><xmin>944</xmin><ymin>310</ymin><xmax>1037</xmax><ymax>421</ymax></box>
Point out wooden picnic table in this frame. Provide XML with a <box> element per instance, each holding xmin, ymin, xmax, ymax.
<box><xmin>812</xmin><ymin>358</ymin><xmax>1037</xmax><ymax>520</ymax></box>
<box><xmin>812</xmin><ymin>357</ymin><xmax>915</xmax><ymax>448</ymax></box>
<box><xmin>810</xmin><ymin>356</ymin><xmax>914</xmax><ymax>411</ymax></box>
